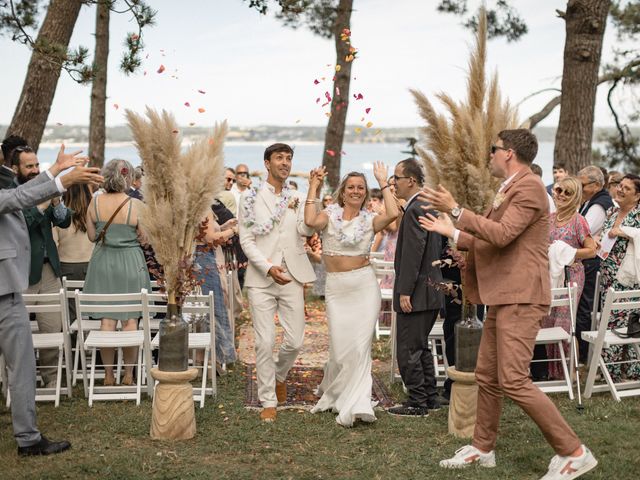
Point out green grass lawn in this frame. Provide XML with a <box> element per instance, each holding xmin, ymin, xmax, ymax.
<box><xmin>2</xmin><ymin>296</ymin><xmax>638</xmax><ymax>479</ymax></box>
<box><xmin>1</xmin><ymin>367</ymin><xmax>638</xmax><ymax>479</ymax></box>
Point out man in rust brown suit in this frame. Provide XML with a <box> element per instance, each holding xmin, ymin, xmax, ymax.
<box><xmin>420</xmin><ymin>129</ymin><xmax>597</xmax><ymax>480</ymax></box>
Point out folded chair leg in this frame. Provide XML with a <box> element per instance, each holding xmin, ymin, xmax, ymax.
<box><xmin>89</xmin><ymin>348</ymin><xmax>97</xmax><ymax>407</ymax></box>
<box><xmin>558</xmin><ymin>341</ymin><xmax>574</xmax><ymax>400</ymax></box>
<box><xmin>136</xmin><ymin>348</ymin><xmax>142</xmax><ymax>406</ymax></box>
<box><xmin>55</xmin><ymin>346</ymin><xmax>63</xmax><ymax>407</ymax></box>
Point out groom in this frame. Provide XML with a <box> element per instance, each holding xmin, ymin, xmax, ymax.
<box><xmin>239</xmin><ymin>143</ymin><xmax>316</xmax><ymax>422</ymax></box>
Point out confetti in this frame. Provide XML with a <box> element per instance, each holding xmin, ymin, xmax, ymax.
<box><xmin>354</xmin><ymin>93</ymin><xmax>363</xmax><ymax>100</ymax></box>
<box><xmin>325</xmin><ymin>112</ymin><xmax>332</xmax><ymax>117</ymax></box>
<box><xmin>341</xmin><ymin>151</ymin><xmax>346</xmax><ymax>155</ymax></box>
<box><xmin>335</xmin><ymin>65</ymin><xmax>341</xmax><ymax>72</ymax></box>
<box><xmin>366</xmin><ymin>121</ymin><xmax>373</xmax><ymax>128</ymax></box>
<box><xmin>56</xmin><ymin>122</ymin><xmax>63</xmax><ymax>126</ymax></box>
<box><xmin>325</xmin><ymin>91</ymin><xmax>332</xmax><ymax>102</ymax></box>
<box><xmin>197</xmin><ymin>89</ymin><xmax>206</xmax><ymax>94</ymax></box>
<box><xmin>315</xmin><ymin>97</ymin><xmax>321</xmax><ymax>104</ymax></box>
<box><xmin>360</xmin><ymin>117</ymin><xmax>365</xmax><ymax>122</ymax></box>
<box><xmin>189</xmin><ymin>122</ymin><xmax>196</xmax><ymax>126</ymax></box>
<box><xmin>321</xmin><ymin>77</ymin><xmax>326</xmax><ymax>81</ymax></box>
<box><xmin>326</xmin><ymin>149</ymin><xmax>336</xmax><ymax>157</ymax></box>
<box><xmin>184</xmin><ymin>102</ymin><xmax>191</xmax><ymax>107</ymax></box>
<box><xmin>145</xmin><ymin>54</ymin><xmax>149</xmax><ymax>59</ymax></box>
<box><xmin>355</xmin><ymin>127</ymin><xmax>362</xmax><ymax>134</ymax></box>
<box><xmin>208</xmin><ymin>138</ymin><xmax>215</xmax><ymax>145</ymax></box>
<box><xmin>172</xmin><ymin>129</ymin><xmax>179</xmax><ymax>134</ymax></box>
<box><xmin>295</xmin><ymin>119</ymin><xmax>301</xmax><ymax>124</ymax></box>
<box><xmin>336</xmin><ymin>86</ymin><xmax>340</xmax><ymax>96</ymax></box>
<box><xmin>157</xmin><ymin>64</ymin><xmax>165</xmax><ymax>74</ymax></box>
<box><xmin>143</xmin><ymin>71</ymin><xmax>147</xmax><ymax>76</ymax></box>
<box><xmin>113</xmin><ymin>103</ymin><xmax>119</xmax><ymax>110</ymax></box>
<box><xmin>198</xmin><ymin>107</ymin><xmax>206</xmax><ymax>113</ymax></box>
<box><xmin>313</xmin><ymin>79</ymin><xmax>320</xmax><ymax>85</ymax></box>
<box><xmin>365</xmin><ymin>107</ymin><xmax>371</xmax><ymax>114</ymax></box>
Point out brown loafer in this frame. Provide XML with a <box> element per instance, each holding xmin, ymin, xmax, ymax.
<box><xmin>276</xmin><ymin>380</ymin><xmax>287</xmax><ymax>404</ymax></box>
<box><xmin>260</xmin><ymin>407</ymin><xmax>277</xmax><ymax>422</ymax></box>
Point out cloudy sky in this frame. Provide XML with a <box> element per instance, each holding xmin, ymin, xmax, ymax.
<box><xmin>0</xmin><ymin>0</ymin><xmax>635</xmax><ymax>129</ymax></box>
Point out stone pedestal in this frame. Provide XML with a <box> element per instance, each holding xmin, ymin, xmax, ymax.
<box><xmin>150</xmin><ymin>368</ymin><xmax>198</xmax><ymax>440</ymax></box>
<box><xmin>447</xmin><ymin>366</ymin><xmax>478</xmax><ymax>438</ymax></box>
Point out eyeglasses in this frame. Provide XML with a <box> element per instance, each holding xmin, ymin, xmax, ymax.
<box><xmin>581</xmin><ymin>180</ymin><xmax>596</xmax><ymax>188</ymax></box>
<box><xmin>490</xmin><ymin>145</ymin><xmax>509</xmax><ymax>154</ymax></box>
<box><xmin>553</xmin><ymin>186</ymin><xmax>574</xmax><ymax>197</ymax></box>
<box><xmin>391</xmin><ymin>175</ymin><xmax>411</xmax><ymax>182</ymax></box>
<box><xmin>236</xmin><ymin>171</ymin><xmax>249</xmax><ymax>177</ymax></box>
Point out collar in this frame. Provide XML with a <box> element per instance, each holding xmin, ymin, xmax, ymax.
<box><xmin>263</xmin><ymin>180</ymin><xmax>285</xmax><ymax>195</ymax></box>
<box><xmin>499</xmin><ymin>167</ymin><xmax>529</xmax><ymax>193</ymax></box>
<box><xmin>404</xmin><ymin>190</ymin><xmax>421</xmax><ymax>208</ymax></box>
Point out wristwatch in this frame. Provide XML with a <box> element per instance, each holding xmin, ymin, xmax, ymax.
<box><xmin>450</xmin><ymin>205</ymin><xmax>462</xmax><ymax>221</ymax></box>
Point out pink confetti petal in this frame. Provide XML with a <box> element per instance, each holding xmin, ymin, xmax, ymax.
<box><xmin>113</xmin><ymin>103</ymin><xmax>119</xmax><ymax>110</ymax></box>
<box><xmin>325</xmin><ymin>91</ymin><xmax>332</xmax><ymax>102</ymax></box>
<box><xmin>157</xmin><ymin>64</ymin><xmax>165</xmax><ymax>74</ymax></box>
<box><xmin>336</xmin><ymin>86</ymin><xmax>341</xmax><ymax>96</ymax></box>
<box><xmin>198</xmin><ymin>89</ymin><xmax>206</xmax><ymax>94</ymax></box>
<box><xmin>354</xmin><ymin>93</ymin><xmax>363</xmax><ymax>100</ymax></box>
<box><xmin>184</xmin><ymin>102</ymin><xmax>191</xmax><ymax>107</ymax></box>
<box><xmin>316</xmin><ymin>97</ymin><xmax>321</xmax><ymax>104</ymax></box>
<box><xmin>313</xmin><ymin>79</ymin><xmax>320</xmax><ymax>85</ymax></box>
<box><xmin>365</xmin><ymin>107</ymin><xmax>371</xmax><ymax>114</ymax></box>
<box><xmin>326</xmin><ymin>149</ymin><xmax>336</xmax><ymax>157</ymax></box>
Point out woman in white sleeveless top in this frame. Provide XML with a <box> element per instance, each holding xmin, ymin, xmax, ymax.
<box><xmin>304</xmin><ymin>162</ymin><xmax>398</xmax><ymax>426</ymax></box>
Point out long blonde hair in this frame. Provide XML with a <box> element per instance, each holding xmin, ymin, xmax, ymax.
<box><xmin>334</xmin><ymin>172</ymin><xmax>370</xmax><ymax>209</ymax></box>
<box><xmin>553</xmin><ymin>176</ymin><xmax>582</xmax><ymax>222</ymax></box>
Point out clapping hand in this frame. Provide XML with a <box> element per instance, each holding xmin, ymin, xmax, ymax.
<box><xmin>419</xmin><ymin>184</ymin><xmax>458</xmax><ymax>213</ymax></box>
<box><xmin>372</xmin><ymin>161</ymin><xmax>388</xmax><ymax>186</ymax></box>
<box><xmin>50</xmin><ymin>144</ymin><xmax>89</xmax><ymax>176</ymax></box>
<box><xmin>418</xmin><ymin>212</ymin><xmax>455</xmax><ymax>238</ymax></box>
<box><xmin>309</xmin><ymin>166</ymin><xmax>327</xmax><ymax>191</ymax></box>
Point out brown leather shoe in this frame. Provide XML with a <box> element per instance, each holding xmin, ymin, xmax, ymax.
<box><xmin>260</xmin><ymin>407</ymin><xmax>277</xmax><ymax>422</ymax></box>
<box><xmin>276</xmin><ymin>380</ymin><xmax>287</xmax><ymax>404</ymax></box>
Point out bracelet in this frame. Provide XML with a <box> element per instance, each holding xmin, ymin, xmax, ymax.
<box><xmin>381</xmin><ymin>184</ymin><xmax>390</xmax><ymax>191</ymax></box>
<box><xmin>305</xmin><ymin>199</ymin><xmax>317</xmax><ymax>205</ymax></box>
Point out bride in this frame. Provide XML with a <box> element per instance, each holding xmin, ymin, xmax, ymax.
<box><xmin>304</xmin><ymin>162</ymin><xmax>398</xmax><ymax>426</ymax></box>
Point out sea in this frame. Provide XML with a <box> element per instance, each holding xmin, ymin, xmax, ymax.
<box><xmin>36</xmin><ymin>141</ymin><xmax>559</xmax><ymax>190</ymax></box>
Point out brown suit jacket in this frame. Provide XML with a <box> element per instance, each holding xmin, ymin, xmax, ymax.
<box><xmin>456</xmin><ymin>167</ymin><xmax>551</xmax><ymax>307</ymax></box>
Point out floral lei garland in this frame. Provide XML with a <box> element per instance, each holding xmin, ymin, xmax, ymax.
<box><xmin>242</xmin><ymin>183</ymin><xmax>292</xmax><ymax>236</ymax></box>
<box><xmin>326</xmin><ymin>203</ymin><xmax>373</xmax><ymax>246</ymax></box>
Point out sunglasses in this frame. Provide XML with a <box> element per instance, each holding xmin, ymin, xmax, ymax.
<box><xmin>225</xmin><ymin>177</ymin><xmax>236</xmax><ymax>183</ymax></box>
<box><xmin>236</xmin><ymin>171</ymin><xmax>250</xmax><ymax>178</ymax></box>
<box><xmin>490</xmin><ymin>145</ymin><xmax>509</xmax><ymax>154</ymax></box>
<box><xmin>553</xmin><ymin>186</ymin><xmax>574</xmax><ymax>197</ymax></box>
<box><xmin>391</xmin><ymin>175</ymin><xmax>412</xmax><ymax>182</ymax></box>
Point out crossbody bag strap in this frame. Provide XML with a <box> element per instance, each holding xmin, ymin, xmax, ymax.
<box><xmin>95</xmin><ymin>197</ymin><xmax>131</xmax><ymax>246</ymax></box>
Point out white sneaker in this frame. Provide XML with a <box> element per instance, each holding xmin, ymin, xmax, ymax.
<box><xmin>439</xmin><ymin>445</ymin><xmax>496</xmax><ymax>469</ymax></box>
<box><xmin>540</xmin><ymin>445</ymin><xmax>597</xmax><ymax>480</ymax></box>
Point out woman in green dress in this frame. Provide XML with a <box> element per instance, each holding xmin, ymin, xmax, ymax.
<box><xmin>84</xmin><ymin>159</ymin><xmax>151</xmax><ymax>386</ymax></box>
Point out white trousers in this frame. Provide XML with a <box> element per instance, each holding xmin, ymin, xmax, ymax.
<box><xmin>247</xmin><ymin>279</ymin><xmax>305</xmax><ymax>408</ymax></box>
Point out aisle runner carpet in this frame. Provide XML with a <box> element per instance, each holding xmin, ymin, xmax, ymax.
<box><xmin>244</xmin><ymin>364</ymin><xmax>394</xmax><ymax>410</ymax></box>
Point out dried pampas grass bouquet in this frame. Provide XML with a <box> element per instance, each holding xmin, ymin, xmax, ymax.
<box><xmin>125</xmin><ymin>107</ymin><xmax>227</xmax><ymax>305</ymax></box>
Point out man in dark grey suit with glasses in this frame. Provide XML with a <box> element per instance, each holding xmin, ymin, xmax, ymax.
<box><xmin>0</xmin><ymin>140</ymin><xmax>102</xmax><ymax>456</ymax></box>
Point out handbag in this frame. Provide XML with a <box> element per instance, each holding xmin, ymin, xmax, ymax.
<box><xmin>613</xmin><ymin>312</ymin><xmax>640</xmax><ymax>339</ymax></box>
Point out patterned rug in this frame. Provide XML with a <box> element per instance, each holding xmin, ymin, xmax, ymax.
<box><xmin>244</xmin><ymin>364</ymin><xmax>395</xmax><ymax>410</ymax></box>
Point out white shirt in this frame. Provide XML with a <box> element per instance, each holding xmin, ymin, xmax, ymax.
<box><xmin>581</xmin><ymin>202</ymin><xmax>607</xmax><ymax>238</ymax></box>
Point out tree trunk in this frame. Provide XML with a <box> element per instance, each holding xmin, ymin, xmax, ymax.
<box><xmin>89</xmin><ymin>1</ymin><xmax>110</xmax><ymax>168</ymax></box>
<box><xmin>7</xmin><ymin>0</ymin><xmax>84</xmax><ymax>152</ymax></box>
<box><xmin>322</xmin><ymin>0</ymin><xmax>354</xmax><ymax>190</ymax></box>
<box><xmin>554</xmin><ymin>0</ymin><xmax>611</xmax><ymax>173</ymax></box>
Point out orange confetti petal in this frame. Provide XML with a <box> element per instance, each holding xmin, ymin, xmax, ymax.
<box><xmin>325</xmin><ymin>112</ymin><xmax>332</xmax><ymax>117</ymax></box>
<box><xmin>172</xmin><ymin>129</ymin><xmax>179</xmax><ymax>134</ymax></box>
<box><xmin>157</xmin><ymin>64</ymin><xmax>165</xmax><ymax>74</ymax></box>
<box><xmin>198</xmin><ymin>108</ymin><xmax>206</xmax><ymax>113</ymax></box>
<box><xmin>355</xmin><ymin>127</ymin><xmax>362</xmax><ymax>134</ymax></box>
<box><xmin>335</xmin><ymin>65</ymin><xmax>341</xmax><ymax>72</ymax></box>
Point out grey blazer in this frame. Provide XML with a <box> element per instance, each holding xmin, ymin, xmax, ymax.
<box><xmin>0</xmin><ymin>172</ymin><xmax>61</xmax><ymax>296</ymax></box>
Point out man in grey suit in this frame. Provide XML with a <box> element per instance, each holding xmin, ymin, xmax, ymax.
<box><xmin>0</xmin><ymin>144</ymin><xmax>102</xmax><ymax>456</ymax></box>
<box><xmin>388</xmin><ymin>158</ymin><xmax>445</xmax><ymax>416</ymax></box>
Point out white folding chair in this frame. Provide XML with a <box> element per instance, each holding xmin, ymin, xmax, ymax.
<box><xmin>582</xmin><ymin>287</ymin><xmax>640</xmax><ymax>401</ymax></box>
<box><xmin>532</xmin><ymin>283</ymin><xmax>579</xmax><ymax>399</ymax></box>
<box><xmin>4</xmin><ymin>289</ymin><xmax>73</xmax><ymax>408</ymax></box>
<box><xmin>586</xmin><ymin>271</ymin><xmax>601</xmax><ymax>367</ymax></box>
<box><xmin>429</xmin><ymin>320</ymin><xmax>448</xmax><ymax>387</ymax></box>
<box><xmin>147</xmin><ymin>291</ymin><xmax>217</xmax><ymax>408</ymax></box>
<box><xmin>371</xmin><ymin>259</ymin><xmax>395</xmax><ymax>339</ymax></box>
<box><xmin>75</xmin><ymin>290</ymin><xmax>149</xmax><ymax>406</ymax></box>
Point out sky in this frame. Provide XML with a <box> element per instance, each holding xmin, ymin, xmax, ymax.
<box><xmin>0</xmin><ymin>0</ymin><xmax>636</xmax><ymax>129</ymax></box>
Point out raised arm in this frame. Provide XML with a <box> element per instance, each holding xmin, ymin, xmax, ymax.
<box><xmin>371</xmin><ymin>161</ymin><xmax>399</xmax><ymax>233</ymax></box>
<box><xmin>304</xmin><ymin>167</ymin><xmax>329</xmax><ymax>231</ymax></box>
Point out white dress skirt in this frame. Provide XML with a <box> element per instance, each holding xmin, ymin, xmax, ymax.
<box><xmin>311</xmin><ymin>265</ymin><xmax>381</xmax><ymax>426</ymax></box>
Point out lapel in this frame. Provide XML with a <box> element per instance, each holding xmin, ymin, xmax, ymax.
<box><xmin>487</xmin><ymin>167</ymin><xmax>530</xmax><ymax>217</ymax></box>
<box><xmin>258</xmin><ymin>184</ymin><xmax>276</xmax><ymax>216</ymax></box>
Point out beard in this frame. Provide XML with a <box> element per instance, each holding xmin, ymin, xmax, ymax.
<box><xmin>17</xmin><ymin>171</ymin><xmax>38</xmax><ymax>184</ymax></box>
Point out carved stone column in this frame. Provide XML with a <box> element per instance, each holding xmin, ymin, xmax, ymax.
<box><xmin>150</xmin><ymin>368</ymin><xmax>198</xmax><ymax>440</ymax></box>
<box><xmin>447</xmin><ymin>366</ymin><xmax>478</xmax><ymax>438</ymax></box>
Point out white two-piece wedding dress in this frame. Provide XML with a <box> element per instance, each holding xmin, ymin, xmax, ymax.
<box><xmin>310</xmin><ymin>205</ymin><xmax>381</xmax><ymax>427</ymax></box>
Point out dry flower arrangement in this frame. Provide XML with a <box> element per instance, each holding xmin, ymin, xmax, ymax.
<box><xmin>125</xmin><ymin>107</ymin><xmax>227</xmax><ymax>306</ymax></box>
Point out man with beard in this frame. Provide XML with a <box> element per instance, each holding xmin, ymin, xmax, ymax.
<box><xmin>10</xmin><ymin>145</ymin><xmax>72</xmax><ymax>388</ymax></box>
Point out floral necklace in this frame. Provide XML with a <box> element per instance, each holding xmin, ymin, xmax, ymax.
<box><xmin>326</xmin><ymin>203</ymin><xmax>373</xmax><ymax>246</ymax></box>
<box><xmin>242</xmin><ymin>183</ymin><xmax>292</xmax><ymax>236</ymax></box>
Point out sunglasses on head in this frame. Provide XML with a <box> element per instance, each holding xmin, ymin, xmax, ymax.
<box><xmin>553</xmin><ymin>186</ymin><xmax>574</xmax><ymax>196</ymax></box>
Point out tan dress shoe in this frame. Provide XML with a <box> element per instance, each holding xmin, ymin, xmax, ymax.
<box><xmin>260</xmin><ymin>407</ymin><xmax>277</xmax><ymax>422</ymax></box>
<box><xmin>276</xmin><ymin>380</ymin><xmax>287</xmax><ymax>404</ymax></box>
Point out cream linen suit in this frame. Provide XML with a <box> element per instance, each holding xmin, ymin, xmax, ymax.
<box><xmin>239</xmin><ymin>182</ymin><xmax>315</xmax><ymax>407</ymax></box>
